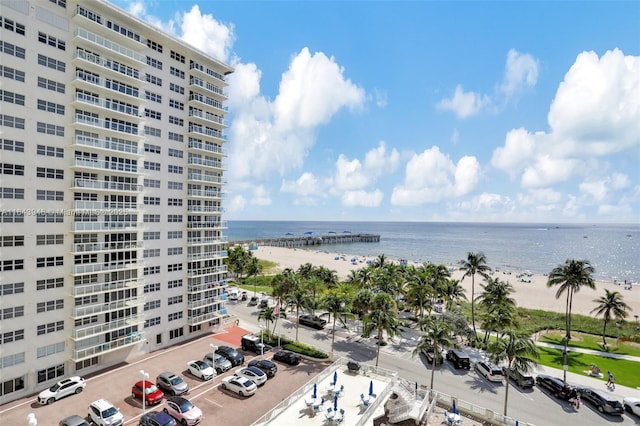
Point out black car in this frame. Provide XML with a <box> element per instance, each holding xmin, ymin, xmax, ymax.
<box><xmin>446</xmin><ymin>349</ymin><xmax>470</xmax><ymax>369</ymax></box>
<box><xmin>139</xmin><ymin>411</ymin><xmax>177</xmax><ymax>426</ymax></box>
<box><xmin>577</xmin><ymin>386</ymin><xmax>624</xmax><ymax>415</ymax></box>
<box><xmin>501</xmin><ymin>367</ymin><xmax>534</xmax><ymax>388</ymax></box>
<box><xmin>59</xmin><ymin>415</ymin><xmax>90</xmax><ymax>426</ymax></box>
<box><xmin>215</xmin><ymin>345</ymin><xmax>245</xmax><ymax>366</ymax></box>
<box><xmin>247</xmin><ymin>359</ymin><xmax>278</xmax><ymax>378</ymax></box>
<box><xmin>273</xmin><ymin>350</ymin><xmax>302</xmax><ymax>365</ymax></box>
<box><xmin>298</xmin><ymin>314</ymin><xmax>327</xmax><ymax>330</ymax></box>
<box><xmin>421</xmin><ymin>346</ymin><xmax>443</xmax><ymax>365</ymax></box>
<box><xmin>536</xmin><ymin>374</ymin><xmax>574</xmax><ymax>400</ymax></box>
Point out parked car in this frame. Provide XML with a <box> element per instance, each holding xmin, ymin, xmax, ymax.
<box><xmin>475</xmin><ymin>360</ymin><xmax>504</xmax><ymax>382</ymax></box>
<box><xmin>215</xmin><ymin>345</ymin><xmax>245</xmax><ymax>366</ymax></box>
<box><xmin>420</xmin><ymin>346</ymin><xmax>443</xmax><ymax>365</ymax></box>
<box><xmin>234</xmin><ymin>367</ymin><xmax>267</xmax><ymax>386</ymax></box>
<box><xmin>535</xmin><ymin>374</ymin><xmax>574</xmax><ymax>400</ymax></box>
<box><xmin>38</xmin><ymin>376</ymin><xmax>86</xmax><ymax>405</ymax></box>
<box><xmin>186</xmin><ymin>360</ymin><xmax>216</xmax><ymax>381</ymax></box>
<box><xmin>247</xmin><ymin>359</ymin><xmax>278</xmax><ymax>378</ymax></box>
<box><xmin>623</xmin><ymin>397</ymin><xmax>640</xmax><ymax>416</ymax></box>
<box><xmin>88</xmin><ymin>399</ymin><xmax>124</xmax><ymax>426</ymax></box>
<box><xmin>139</xmin><ymin>411</ymin><xmax>177</xmax><ymax>426</ymax></box>
<box><xmin>298</xmin><ymin>314</ymin><xmax>327</xmax><ymax>329</ymax></box>
<box><xmin>258</xmin><ymin>298</ymin><xmax>269</xmax><ymax>309</ymax></box>
<box><xmin>241</xmin><ymin>334</ymin><xmax>272</xmax><ymax>354</ymax></box>
<box><xmin>132</xmin><ymin>380</ymin><xmax>164</xmax><ymax>406</ymax></box>
<box><xmin>203</xmin><ymin>352</ymin><xmax>232</xmax><ymax>374</ymax></box>
<box><xmin>501</xmin><ymin>367</ymin><xmax>534</xmax><ymax>388</ymax></box>
<box><xmin>577</xmin><ymin>386</ymin><xmax>624</xmax><ymax>415</ymax></box>
<box><xmin>59</xmin><ymin>415</ymin><xmax>89</xmax><ymax>426</ymax></box>
<box><xmin>446</xmin><ymin>349</ymin><xmax>471</xmax><ymax>369</ymax></box>
<box><xmin>248</xmin><ymin>296</ymin><xmax>259</xmax><ymax>306</ymax></box>
<box><xmin>163</xmin><ymin>396</ymin><xmax>202</xmax><ymax>426</ymax></box>
<box><xmin>156</xmin><ymin>372</ymin><xmax>189</xmax><ymax>396</ymax></box>
<box><xmin>221</xmin><ymin>376</ymin><xmax>258</xmax><ymax>397</ymax></box>
<box><xmin>273</xmin><ymin>350</ymin><xmax>302</xmax><ymax>365</ymax></box>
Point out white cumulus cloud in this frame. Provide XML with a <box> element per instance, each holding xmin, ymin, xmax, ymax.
<box><xmin>500</xmin><ymin>49</ymin><xmax>539</xmax><ymax>100</ymax></box>
<box><xmin>341</xmin><ymin>190</ymin><xmax>384</xmax><ymax>207</ymax></box>
<box><xmin>436</xmin><ymin>85</ymin><xmax>491</xmax><ymax>118</ymax></box>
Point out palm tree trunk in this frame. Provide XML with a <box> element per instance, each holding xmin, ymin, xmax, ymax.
<box><xmin>504</xmin><ymin>364</ymin><xmax>511</xmax><ymax>416</ymax></box>
<box><xmin>331</xmin><ymin>316</ymin><xmax>337</xmax><ymax>354</ymax></box>
<box><xmin>567</xmin><ymin>288</ymin><xmax>574</xmax><ymax>339</ymax></box>
<box><xmin>564</xmin><ymin>292</ymin><xmax>570</xmax><ymax>340</ymax></box>
<box><xmin>471</xmin><ymin>275</ymin><xmax>477</xmax><ymax>339</ymax></box>
<box><xmin>375</xmin><ymin>327</ymin><xmax>382</xmax><ymax>367</ymax></box>
<box><xmin>602</xmin><ymin>319</ymin><xmax>608</xmax><ymax>347</ymax></box>
<box><xmin>430</xmin><ymin>345</ymin><xmax>437</xmax><ymax>390</ymax></box>
<box><xmin>295</xmin><ymin>306</ymin><xmax>300</xmax><ymax>342</ymax></box>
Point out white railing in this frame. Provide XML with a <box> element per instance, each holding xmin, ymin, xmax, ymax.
<box><xmin>76</xmin><ymin>27</ymin><xmax>146</xmax><ymax>63</ymax></box>
<box><xmin>74</xmin><ymin>92</ymin><xmax>141</xmax><ymax>118</ymax></box>
<box><xmin>187</xmin><ymin>222</ymin><xmax>223</xmax><ymax>229</ymax></box>
<box><xmin>187</xmin><ymin>124</ymin><xmax>226</xmax><ymax>140</ymax></box>
<box><xmin>72</xmin><ymin>298</ymin><xmax>143</xmax><ymax>318</ymax></box>
<box><xmin>73</xmin><ymin>260</ymin><xmax>140</xmax><ymax>274</ymax></box>
<box><xmin>72</xmin><ymin>279</ymin><xmax>139</xmax><ymax>296</ymax></box>
<box><xmin>73</xmin><ymin>201</ymin><xmax>141</xmax><ymax>211</ymax></box>
<box><xmin>73</xmin><ymin>240</ymin><xmax>142</xmax><ymax>253</ymax></box>
<box><xmin>187</xmin><ymin>236</ymin><xmax>227</xmax><ymax>245</ymax></box>
<box><xmin>187</xmin><ymin>204</ymin><xmax>222</xmax><ymax>212</ymax></box>
<box><xmin>73</xmin><ymin>178</ymin><xmax>142</xmax><ymax>191</ymax></box>
<box><xmin>187</xmin><ymin>157</ymin><xmax>223</xmax><ymax>168</ymax></box>
<box><xmin>187</xmin><ymin>189</ymin><xmax>220</xmax><ymax>198</ymax></box>
<box><xmin>189</xmin><ymin>61</ymin><xmax>226</xmax><ymax>82</ymax></box>
<box><xmin>74</xmin><ymin>48</ymin><xmax>141</xmax><ymax>81</ymax></box>
<box><xmin>73</xmin><ymin>114</ymin><xmax>140</xmax><ymax>136</ymax></box>
<box><xmin>187</xmin><ymin>265</ymin><xmax>226</xmax><ymax>277</ymax></box>
<box><xmin>187</xmin><ymin>140</ymin><xmax>225</xmax><ymax>154</ymax></box>
<box><xmin>187</xmin><ymin>310</ymin><xmax>225</xmax><ymax>325</ymax></box>
<box><xmin>187</xmin><ymin>297</ymin><xmax>222</xmax><ymax>309</ymax></box>
<box><xmin>74</xmin><ymin>134</ymin><xmax>142</xmax><ymax>154</ymax></box>
<box><xmin>189</xmin><ymin>76</ymin><xmax>227</xmax><ymax>97</ymax></box>
<box><xmin>187</xmin><ymin>251</ymin><xmax>223</xmax><ymax>261</ymax></box>
<box><xmin>73</xmin><ymin>331</ymin><xmax>143</xmax><ymax>361</ymax></box>
<box><xmin>188</xmin><ymin>108</ymin><xmax>225</xmax><ymax>125</ymax></box>
<box><xmin>72</xmin><ymin>315</ymin><xmax>143</xmax><ymax>339</ymax></box>
<box><xmin>72</xmin><ymin>221</ymin><xmax>142</xmax><ymax>232</ymax></box>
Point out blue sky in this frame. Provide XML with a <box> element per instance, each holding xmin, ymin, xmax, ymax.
<box><xmin>113</xmin><ymin>0</ymin><xmax>639</xmax><ymax>223</ymax></box>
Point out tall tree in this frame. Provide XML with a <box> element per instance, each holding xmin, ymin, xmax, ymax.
<box><xmin>476</xmin><ymin>277</ymin><xmax>516</xmax><ymax>341</ymax></box>
<box><xmin>362</xmin><ymin>293</ymin><xmax>400</xmax><ymax>367</ymax></box>
<box><xmin>591</xmin><ymin>289</ymin><xmax>630</xmax><ymax>348</ymax></box>
<box><xmin>413</xmin><ymin>318</ymin><xmax>453</xmax><ymax>390</ymax></box>
<box><xmin>440</xmin><ymin>279</ymin><xmax>467</xmax><ymax>311</ymax></box>
<box><xmin>459</xmin><ymin>252</ymin><xmax>492</xmax><ymax>339</ymax></box>
<box><xmin>258</xmin><ymin>306</ymin><xmax>275</xmax><ymax>337</ymax></box>
<box><xmin>320</xmin><ymin>292</ymin><xmax>355</xmax><ymax>354</ymax></box>
<box><xmin>286</xmin><ymin>289</ymin><xmax>312</xmax><ymax>342</ymax></box>
<box><xmin>488</xmin><ymin>330</ymin><xmax>539</xmax><ymax>416</ymax></box>
<box><xmin>547</xmin><ymin>259</ymin><xmax>596</xmax><ymax>341</ymax></box>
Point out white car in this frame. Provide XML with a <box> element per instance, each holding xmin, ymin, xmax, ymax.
<box><xmin>624</xmin><ymin>397</ymin><xmax>640</xmax><ymax>416</ymax></box>
<box><xmin>234</xmin><ymin>367</ymin><xmax>267</xmax><ymax>386</ymax></box>
<box><xmin>186</xmin><ymin>360</ymin><xmax>215</xmax><ymax>381</ymax></box>
<box><xmin>220</xmin><ymin>375</ymin><xmax>257</xmax><ymax>397</ymax></box>
<box><xmin>475</xmin><ymin>360</ymin><xmax>504</xmax><ymax>383</ymax></box>
<box><xmin>37</xmin><ymin>376</ymin><xmax>86</xmax><ymax>405</ymax></box>
<box><xmin>88</xmin><ymin>399</ymin><xmax>124</xmax><ymax>426</ymax></box>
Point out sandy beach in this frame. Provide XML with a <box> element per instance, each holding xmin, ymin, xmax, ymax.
<box><xmin>253</xmin><ymin>246</ymin><xmax>640</xmax><ymax>317</ymax></box>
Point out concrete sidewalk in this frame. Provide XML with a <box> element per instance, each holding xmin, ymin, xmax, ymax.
<box><xmin>534</xmin><ymin>340</ymin><xmax>640</xmax><ymax>362</ymax></box>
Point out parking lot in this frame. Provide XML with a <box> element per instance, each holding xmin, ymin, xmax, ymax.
<box><xmin>0</xmin><ymin>327</ymin><xmax>329</xmax><ymax>425</ymax></box>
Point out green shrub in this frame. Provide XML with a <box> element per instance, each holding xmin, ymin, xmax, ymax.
<box><xmin>283</xmin><ymin>342</ymin><xmax>329</xmax><ymax>359</ymax></box>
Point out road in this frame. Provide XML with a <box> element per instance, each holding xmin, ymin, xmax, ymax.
<box><xmin>233</xmin><ymin>297</ymin><xmax>640</xmax><ymax>426</ymax></box>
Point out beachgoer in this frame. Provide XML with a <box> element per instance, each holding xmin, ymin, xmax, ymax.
<box><xmin>573</xmin><ymin>393</ymin><xmax>581</xmax><ymax>409</ymax></box>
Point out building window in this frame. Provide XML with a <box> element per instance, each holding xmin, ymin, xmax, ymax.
<box><xmin>37</xmin><ymin>144</ymin><xmax>64</xmax><ymax>157</ymax></box>
<box><xmin>37</xmin><ymin>99</ymin><xmax>65</xmax><ymax>115</ymax></box>
<box><xmin>1</xmin><ymin>17</ymin><xmax>26</xmax><ymax>35</ymax></box>
<box><xmin>0</xmin><ymin>41</ymin><xmax>26</xmax><ymax>59</ymax></box>
<box><xmin>2</xmin><ymin>306</ymin><xmax>24</xmax><ymax>319</ymax></box>
<box><xmin>0</xmin><ymin>90</ymin><xmax>25</xmax><ymax>105</ymax></box>
<box><xmin>1</xmin><ymin>352</ymin><xmax>25</xmax><ymax>369</ymax></box>
<box><xmin>36</xmin><ymin>299</ymin><xmax>64</xmax><ymax>313</ymax></box>
<box><xmin>168</xmin><ymin>181</ymin><xmax>183</xmax><ymax>190</ymax></box>
<box><xmin>168</xmin><ymin>231</ymin><xmax>183</xmax><ymax>239</ymax></box>
<box><xmin>36</xmin><ymin>167</ymin><xmax>64</xmax><ymax>180</ymax></box>
<box><xmin>168</xmin><ymin>132</ymin><xmax>184</xmax><ymax>142</ymax></box>
<box><xmin>144</xmin><ymin>283</ymin><xmax>160</xmax><ymax>293</ymax></box>
<box><xmin>144</xmin><ymin>317</ymin><xmax>161</xmax><ymax>328</ymax></box>
<box><xmin>1</xmin><ymin>282</ymin><xmax>24</xmax><ymax>295</ymax></box>
<box><xmin>167</xmin><ymin>214</ymin><xmax>183</xmax><ymax>223</ymax></box>
<box><xmin>144</xmin><ymin>300</ymin><xmax>161</xmax><ymax>311</ymax></box>
<box><xmin>36</xmin><ymin>213</ymin><xmax>63</xmax><ymax>223</ymax></box>
<box><xmin>38</xmin><ymin>32</ymin><xmax>65</xmax><ymax>50</ymax></box>
<box><xmin>145</xmin><ymin>108</ymin><xmax>161</xmax><ymax>120</ymax></box>
<box><xmin>169</xmin><ymin>327</ymin><xmax>184</xmax><ymax>339</ymax></box>
<box><xmin>143</xmin><ymin>196</ymin><xmax>160</xmax><ymax>205</ymax></box>
<box><xmin>144</xmin><ymin>266</ymin><xmax>161</xmax><ymax>275</ymax></box>
<box><xmin>168</xmin><ymin>296</ymin><xmax>183</xmax><ymax>306</ymax></box>
<box><xmin>75</xmin><ymin>357</ymin><xmax>98</xmax><ymax>371</ymax></box>
<box><xmin>168</xmin><ymin>312</ymin><xmax>183</xmax><ymax>322</ymax></box>
<box><xmin>169</xmin><ymin>99</ymin><xmax>184</xmax><ymax>110</ymax></box>
<box><xmin>36</xmin><ymin>235</ymin><xmax>63</xmax><ymax>245</ymax></box>
<box><xmin>168</xmin><ymin>279</ymin><xmax>183</xmax><ymax>288</ymax></box>
<box><xmin>168</xmin><ymin>165</ymin><xmax>183</xmax><ymax>174</ymax></box>
<box><xmin>168</xmin><ymin>198</ymin><xmax>183</xmax><ymax>206</ymax></box>
<box><xmin>143</xmin><ymin>248</ymin><xmax>160</xmax><ymax>258</ymax></box>
<box><xmin>143</xmin><ymin>214</ymin><xmax>160</xmax><ymax>223</ymax></box>
<box><xmin>143</xmin><ymin>232</ymin><xmax>160</xmax><ymax>240</ymax></box>
<box><xmin>36</xmin><ymin>321</ymin><xmax>64</xmax><ymax>336</ymax></box>
<box><xmin>146</xmin><ymin>56</ymin><xmax>162</xmax><ymax>70</ymax></box>
<box><xmin>144</xmin><ymin>143</ymin><xmax>161</xmax><ymax>154</ymax></box>
<box><xmin>144</xmin><ymin>126</ymin><xmax>161</xmax><ymax>138</ymax></box>
<box><xmin>170</xmin><ymin>83</ymin><xmax>184</xmax><ymax>94</ymax></box>
<box><xmin>168</xmin><ymin>116</ymin><xmax>184</xmax><ymax>126</ymax></box>
<box><xmin>37</xmin><ymin>364</ymin><xmax>65</xmax><ymax>383</ymax></box>
<box><xmin>1</xmin><ymin>259</ymin><xmax>24</xmax><ymax>271</ymax></box>
<box><xmin>36</xmin><ymin>277</ymin><xmax>64</xmax><ymax>290</ymax></box>
<box><xmin>1</xmin><ymin>139</ymin><xmax>25</xmax><ymax>152</ymax></box>
<box><xmin>37</xmin><ymin>76</ymin><xmax>65</xmax><ymax>93</ymax></box>
<box><xmin>1</xmin><ymin>188</ymin><xmax>24</xmax><ymax>199</ymax></box>
<box><xmin>170</xmin><ymin>50</ymin><xmax>185</xmax><ymax>63</ymax></box>
<box><xmin>143</xmin><ymin>179</ymin><xmax>160</xmax><ymax>188</ymax></box>
<box><xmin>170</xmin><ymin>67</ymin><xmax>185</xmax><ymax>79</ymax></box>
<box><xmin>0</xmin><ymin>376</ymin><xmax>25</xmax><ymax>396</ymax></box>
<box><xmin>36</xmin><ymin>190</ymin><xmax>64</xmax><ymax>201</ymax></box>
<box><xmin>36</xmin><ymin>257</ymin><xmax>64</xmax><ymax>268</ymax></box>
<box><xmin>37</xmin><ymin>54</ymin><xmax>65</xmax><ymax>72</ymax></box>
<box><xmin>146</xmin><ymin>39</ymin><xmax>163</xmax><ymax>53</ymax></box>
<box><xmin>144</xmin><ymin>161</ymin><xmax>161</xmax><ymax>171</ymax></box>
<box><xmin>1</xmin><ymin>164</ymin><xmax>24</xmax><ymax>176</ymax></box>
<box><xmin>2</xmin><ymin>329</ymin><xmax>24</xmax><ymax>344</ymax></box>
<box><xmin>167</xmin><ymin>247</ymin><xmax>182</xmax><ymax>256</ymax></box>
<box><xmin>37</xmin><ymin>122</ymin><xmax>64</xmax><ymax>137</ymax></box>
<box><xmin>168</xmin><ymin>263</ymin><xmax>183</xmax><ymax>272</ymax></box>
<box><xmin>2</xmin><ymin>211</ymin><xmax>25</xmax><ymax>223</ymax></box>
<box><xmin>145</xmin><ymin>74</ymin><xmax>162</xmax><ymax>86</ymax></box>
<box><xmin>1</xmin><ymin>65</ymin><xmax>25</xmax><ymax>82</ymax></box>
<box><xmin>1</xmin><ymin>236</ymin><xmax>24</xmax><ymax>247</ymax></box>
<box><xmin>0</xmin><ymin>114</ymin><xmax>25</xmax><ymax>129</ymax></box>
<box><xmin>145</xmin><ymin>91</ymin><xmax>162</xmax><ymax>103</ymax></box>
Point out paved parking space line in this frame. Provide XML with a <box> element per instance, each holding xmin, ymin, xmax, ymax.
<box><xmin>205</xmin><ymin>397</ymin><xmax>223</xmax><ymax>407</ymax></box>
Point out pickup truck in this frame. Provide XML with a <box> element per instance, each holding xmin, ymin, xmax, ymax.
<box><xmin>298</xmin><ymin>314</ymin><xmax>327</xmax><ymax>330</ymax></box>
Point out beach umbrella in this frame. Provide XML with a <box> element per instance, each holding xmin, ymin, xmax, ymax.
<box><xmin>452</xmin><ymin>400</ymin><xmax>457</xmax><ymax>414</ymax></box>
<box><xmin>333</xmin><ymin>394</ymin><xmax>338</xmax><ymax>411</ymax></box>
<box><xmin>312</xmin><ymin>383</ymin><xmax>317</xmax><ymax>399</ymax></box>
<box><xmin>333</xmin><ymin>370</ymin><xmax>338</xmax><ymax>384</ymax></box>
<box><xmin>369</xmin><ymin>380</ymin><xmax>374</xmax><ymax>396</ymax></box>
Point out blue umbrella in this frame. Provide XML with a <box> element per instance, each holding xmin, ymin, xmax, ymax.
<box><xmin>333</xmin><ymin>394</ymin><xmax>338</xmax><ymax>411</ymax></box>
<box><xmin>369</xmin><ymin>380</ymin><xmax>374</xmax><ymax>396</ymax></box>
<box><xmin>333</xmin><ymin>370</ymin><xmax>338</xmax><ymax>384</ymax></box>
<box><xmin>312</xmin><ymin>383</ymin><xmax>317</xmax><ymax>399</ymax></box>
<box><xmin>452</xmin><ymin>400</ymin><xmax>457</xmax><ymax>414</ymax></box>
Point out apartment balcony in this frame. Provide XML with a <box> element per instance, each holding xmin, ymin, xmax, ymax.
<box><xmin>187</xmin><ymin>124</ymin><xmax>226</xmax><ymax>143</ymax></box>
<box><xmin>187</xmin><ymin>204</ymin><xmax>222</xmax><ymax>213</ymax></box>
<box><xmin>72</xmin><ymin>114</ymin><xmax>141</xmax><ymax>139</ymax></box>
<box><xmin>188</xmin><ymin>93</ymin><xmax>228</xmax><ymax>115</ymax></box>
<box><xmin>72</xmin><ymin>240</ymin><xmax>142</xmax><ymax>254</ymax></box>
<box><xmin>72</xmin><ymin>297</ymin><xmax>144</xmax><ymax>318</ymax></box>
<box><xmin>72</xmin><ymin>158</ymin><xmax>141</xmax><ymax>175</ymax></box>
<box><xmin>72</xmin><ymin>315</ymin><xmax>144</xmax><ymax>340</ymax></box>
<box><xmin>187</xmin><ymin>236</ymin><xmax>227</xmax><ymax>245</ymax></box>
<box><xmin>189</xmin><ymin>61</ymin><xmax>227</xmax><ymax>83</ymax></box>
<box><xmin>74</xmin><ymin>27</ymin><xmax>146</xmax><ymax>66</ymax></box>
<box><xmin>186</xmin><ymin>221</ymin><xmax>225</xmax><ymax>230</ymax></box>
<box><xmin>73</xmin><ymin>179</ymin><xmax>144</xmax><ymax>192</ymax></box>
<box><xmin>71</xmin><ymin>278</ymin><xmax>140</xmax><ymax>297</ymax></box>
<box><xmin>73</xmin><ymin>201</ymin><xmax>141</xmax><ymax>212</ymax></box>
<box><xmin>186</xmin><ymin>157</ymin><xmax>223</xmax><ymax>171</ymax></box>
<box><xmin>73</xmin><ymin>6</ymin><xmax>147</xmax><ymax>49</ymax></box>
<box><xmin>72</xmin><ymin>221</ymin><xmax>142</xmax><ymax>232</ymax></box>
<box><xmin>188</xmin><ymin>281</ymin><xmax>225</xmax><ymax>293</ymax></box>
<box><xmin>72</xmin><ymin>260</ymin><xmax>140</xmax><ymax>275</ymax></box>
<box><xmin>187</xmin><ymin>310</ymin><xmax>225</xmax><ymax>326</ymax></box>
<box><xmin>187</xmin><ymin>189</ymin><xmax>222</xmax><ymax>199</ymax></box>
<box><xmin>187</xmin><ymin>296</ymin><xmax>223</xmax><ymax>309</ymax></box>
<box><xmin>72</xmin><ymin>92</ymin><xmax>142</xmax><ymax>122</ymax></box>
<box><xmin>187</xmin><ymin>265</ymin><xmax>226</xmax><ymax>278</ymax></box>
<box><xmin>73</xmin><ymin>134</ymin><xmax>142</xmax><ymax>156</ymax></box>
<box><xmin>72</xmin><ymin>71</ymin><xmax>143</xmax><ymax>104</ymax></box>
<box><xmin>186</xmin><ymin>251</ymin><xmax>224</xmax><ymax>261</ymax></box>
<box><xmin>188</xmin><ymin>108</ymin><xmax>226</xmax><ymax>128</ymax></box>
<box><xmin>189</xmin><ymin>76</ymin><xmax>228</xmax><ymax>99</ymax></box>
<box><xmin>73</xmin><ymin>48</ymin><xmax>141</xmax><ymax>84</ymax></box>
<box><xmin>72</xmin><ymin>331</ymin><xmax>143</xmax><ymax>362</ymax></box>
<box><xmin>187</xmin><ymin>140</ymin><xmax>226</xmax><ymax>156</ymax></box>
<box><xmin>187</xmin><ymin>173</ymin><xmax>223</xmax><ymax>185</ymax></box>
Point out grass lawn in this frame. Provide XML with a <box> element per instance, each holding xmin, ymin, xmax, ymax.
<box><xmin>538</xmin><ymin>330</ymin><xmax>640</xmax><ymax>357</ymax></box>
<box><xmin>536</xmin><ymin>346</ymin><xmax>640</xmax><ymax>389</ymax></box>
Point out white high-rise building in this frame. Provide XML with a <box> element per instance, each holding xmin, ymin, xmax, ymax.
<box><xmin>0</xmin><ymin>0</ymin><xmax>233</xmax><ymax>403</ymax></box>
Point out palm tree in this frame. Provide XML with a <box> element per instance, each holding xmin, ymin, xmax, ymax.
<box><xmin>286</xmin><ymin>289</ymin><xmax>312</xmax><ymax>342</ymax></box>
<box><xmin>362</xmin><ymin>293</ymin><xmax>400</xmax><ymax>367</ymax></box>
<box><xmin>258</xmin><ymin>306</ymin><xmax>275</xmax><ymax>339</ymax></box>
<box><xmin>441</xmin><ymin>279</ymin><xmax>467</xmax><ymax>311</ymax></box>
<box><xmin>459</xmin><ymin>252</ymin><xmax>492</xmax><ymax>339</ymax></box>
<box><xmin>413</xmin><ymin>318</ymin><xmax>453</xmax><ymax>390</ymax></box>
<box><xmin>476</xmin><ymin>277</ymin><xmax>516</xmax><ymax>341</ymax></box>
<box><xmin>404</xmin><ymin>271</ymin><xmax>432</xmax><ymax>320</ymax></box>
<box><xmin>488</xmin><ymin>330</ymin><xmax>539</xmax><ymax>416</ymax></box>
<box><xmin>320</xmin><ymin>292</ymin><xmax>355</xmax><ymax>354</ymax></box>
<box><xmin>591</xmin><ymin>289</ymin><xmax>630</xmax><ymax>348</ymax></box>
<box><xmin>547</xmin><ymin>259</ymin><xmax>596</xmax><ymax>341</ymax></box>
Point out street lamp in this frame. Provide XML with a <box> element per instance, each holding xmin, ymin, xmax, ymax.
<box><xmin>139</xmin><ymin>369</ymin><xmax>149</xmax><ymax>415</ymax></box>
<box><xmin>210</xmin><ymin>343</ymin><xmax>218</xmax><ymax>356</ymax></box>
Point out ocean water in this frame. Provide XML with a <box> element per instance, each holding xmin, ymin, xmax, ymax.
<box><xmin>226</xmin><ymin>221</ymin><xmax>640</xmax><ymax>283</ymax></box>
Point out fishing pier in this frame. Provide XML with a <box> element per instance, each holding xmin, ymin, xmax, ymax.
<box><xmin>231</xmin><ymin>233</ymin><xmax>380</xmax><ymax>248</ymax></box>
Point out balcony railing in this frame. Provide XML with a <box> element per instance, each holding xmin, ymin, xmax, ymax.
<box><xmin>73</xmin><ymin>113</ymin><xmax>140</xmax><ymax>136</ymax></box>
<box><xmin>187</xmin><ymin>140</ymin><xmax>225</xmax><ymax>155</ymax></box>
<box><xmin>187</xmin><ymin>157</ymin><xmax>223</xmax><ymax>168</ymax></box>
<box><xmin>187</xmin><ymin>296</ymin><xmax>222</xmax><ymax>309</ymax></box>
<box><xmin>187</xmin><ymin>222</ymin><xmax>223</xmax><ymax>229</ymax></box>
<box><xmin>187</xmin><ymin>310</ymin><xmax>225</xmax><ymax>325</ymax></box>
<box><xmin>73</xmin><ymin>201</ymin><xmax>141</xmax><ymax>211</ymax></box>
<box><xmin>72</xmin><ymin>331</ymin><xmax>143</xmax><ymax>361</ymax></box>
<box><xmin>72</xmin><ymin>221</ymin><xmax>142</xmax><ymax>232</ymax></box>
<box><xmin>187</xmin><ymin>236</ymin><xmax>227</xmax><ymax>245</ymax></box>
<box><xmin>189</xmin><ymin>76</ymin><xmax>228</xmax><ymax>97</ymax></box>
<box><xmin>73</xmin><ymin>92</ymin><xmax>141</xmax><ymax>119</ymax></box>
<box><xmin>75</xmin><ymin>27</ymin><xmax>146</xmax><ymax>64</ymax></box>
<box><xmin>187</xmin><ymin>251</ymin><xmax>223</xmax><ymax>261</ymax></box>
<box><xmin>188</xmin><ymin>108</ymin><xmax>225</xmax><ymax>126</ymax></box>
<box><xmin>72</xmin><ymin>297</ymin><xmax>144</xmax><ymax>318</ymax></box>
<box><xmin>187</xmin><ymin>265</ymin><xmax>226</xmax><ymax>277</ymax></box>
<box><xmin>73</xmin><ymin>240</ymin><xmax>142</xmax><ymax>253</ymax></box>
<box><xmin>74</xmin><ymin>134</ymin><xmax>142</xmax><ymax>155</ymax></box>
<box><xmin>188</xmin><ymin>124</ymin><xmax>226</xmax><ymax>140</ymax></box>
<box><xmin>72</xmin><ymin>158</ymin><xmax>140</xmax><ymax>174</ymax></box>
<box><xmin>73</xmin><ymin>260</ymin><xmax>140</xmax><ymax>275</ymax></box>
<box><xmin>187</xmin><ymin>205</ymin><xmax>222</xmax><ymax>213</ymax></box>
<box><xmin>74</xmin><ymin>48</ymin><xmax>141</xmax><ymax>81</ymax></box>
<box><xmin>187</xmin><ymin>189</ymin><xmax>220</xmax><ymax>198</ymax></box>
<box><xmin>72</xmin><ymin>315</ymin><xmax>144</xmax><ymax>340</ymax></box>
<box><xmin>72</xmin><ymin>278</ymin><xmax>139</xmax><ymax>296</ymax></box>
<box><xmin>187</xmin><ymin>173</ymin><xmax>223</xmax><ymax>184</ymax></box>
<box><xmin>190</xmin><ymin>61</ymin><xmax>226</xmax><ymax>82</ymax></box>
<box><xmin>74</xmin><ymin>178</ymin><xmax>142</xmax><ymax>192</ymax></box>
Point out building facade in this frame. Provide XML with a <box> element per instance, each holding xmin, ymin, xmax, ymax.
<box><xmin>0</xmin><ymin>0</ymin><xmax>233</xmax><ymax>403</ymax></box>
